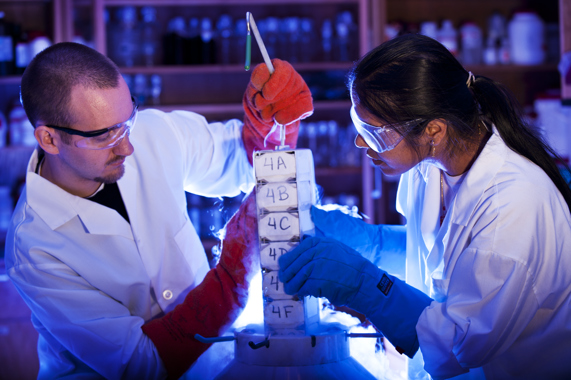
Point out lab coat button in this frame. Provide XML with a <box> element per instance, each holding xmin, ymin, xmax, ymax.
<box><xmin>162</xmin><ymin>289</ymin><xmax>173</xmax><ymax>300</ymax></box>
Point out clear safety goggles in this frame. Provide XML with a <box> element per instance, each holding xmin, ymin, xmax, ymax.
<box><xmin>350</xmin><ymin>106</ymin><xmax>421</xmax><ymax>153</ymax></box>
<box><xmin>47</xmin><ymin>96</ymin><xmax>139</xmax><ymax>150</ymax></box>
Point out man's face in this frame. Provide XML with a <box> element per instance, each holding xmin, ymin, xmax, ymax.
<box><xmin>55</xmin><ymin>79</ymin><xmax>135</xmax><ymax>190</ymax></box>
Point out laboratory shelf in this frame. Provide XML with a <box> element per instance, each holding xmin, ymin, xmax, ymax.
<box><xmin>97</xmin><ymin>0</ymin><xmax>362</xmax><ymax>6</ymax></box>
<box><xmin>141</xmin><ymin>100</ymin><xmax>351</xmax><ymax>115</ymax></box>
<box><xmin>0</xmin><ymin>76</ymin><xmax>23</xmax><ymax>85</ymax></box>
<box><xmin>119</xmin><ymin>62</ymin><xmax>355</xmax><ymax>75</ymax></box>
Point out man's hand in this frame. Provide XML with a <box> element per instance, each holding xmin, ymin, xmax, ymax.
<box><xmin>242</xmin><ymin>59</ymin><xmax>313</xmax><ymax>163</ymax></box>
<box><xmin>141</xmin><ymin>191</ymin><xmax>259</xmax><ymax>379</ymax></box>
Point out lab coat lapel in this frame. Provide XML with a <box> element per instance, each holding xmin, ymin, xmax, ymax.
<box><xmin>25</xmin><ymin>150</ymin><xmax>133</xmax><ymax>240</ymax></box>
<box><xmin>117</xmin><ymin>160</ymin><xmax>138</xmax><ymax>229</ymax></box>
<box><xmin>449</xmin><ymin>129</ymin><xmax>506</xmax><ymax>226</ymax></box>
<box><xmin>424</xmin><ymin>129</ymin><xmax>506</xmax><ymax>287</ymax></box>
<box><xmin>420</xmin><ymin>164</ymin><xmax>441</xmax><ymax>252</ymax></box>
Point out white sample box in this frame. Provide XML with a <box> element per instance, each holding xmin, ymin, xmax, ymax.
<box><xmin>264</xmin><ymin>299</ymin><xmax>305</xmax><ymax>329</ymax></box>
<box><xmin>254</xmin><ymin>149</ymin><xmax>318</xmax><ymax>332</ymax></box>
<box><xmin>256</xmin><ymin>182</ymin><xmax>298</xmax><ymax>212</ymax></box>
<box><xmin>262</xmin><ymin>270</ymin><xmax>288</xmax><ymax>300</ymax></box>
<box><xmin>258</xmin><ymin>211</ymin><xmax>300</xmax><ymax>242</ymax></box>
<box><xmin>260</xmin><ymin>241</ymin><xmax>298</xmax><ymax>271</ymax></box>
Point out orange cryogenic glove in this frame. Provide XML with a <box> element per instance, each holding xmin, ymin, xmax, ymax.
<box><xmin>243</xmin><ymin>58</ymin><xmax>314</xmax><ymax>164</ymax></box>
<box><xmin>141</xmin><ymin>191</ymin><xmax>259</xmax><ymax>379</ymax></box>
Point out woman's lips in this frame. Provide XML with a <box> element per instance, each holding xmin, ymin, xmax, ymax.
<box><xmin>367</xmin><ymin>150</ymin><xmax>384</xmax><ymax>166</ymax></box>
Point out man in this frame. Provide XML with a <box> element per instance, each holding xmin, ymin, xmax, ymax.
<box><xmin>4</xmin><ymin>42</ymin><xmax>312</xmax><ymax>379</ymax></box>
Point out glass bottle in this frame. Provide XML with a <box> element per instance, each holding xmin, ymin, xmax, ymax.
<box><xmin>0</xmin><ymin>12</ymin><xmax>14</xmax><ymax>76</ymax></box>
<box><xmin>321</xmin><ymin>19</ymin><xmax>333</xmax><ymax>62</ymax></box>
<box><xmin>216</xmin><ymin>14</ymin><xmax>233</xmax><ymax>65</ymax></box>
<box><xmin>139</xmin><ymin>6</ymin><xmax>159</xmax><ymax>67</ymax></box>
<box><xmin>201</xmin><ymin>17</ymin><xmax>216</xmax><ymax>64</ymax></box>
<box><xmin>163</xmin><ymin>16</ymin><xmax>186</xmax><ymax>65</ymax></box>
<box><xmin>110</xmin><ymin>6</ymin><xmax>140</xmax><ymax>67</ymax></box>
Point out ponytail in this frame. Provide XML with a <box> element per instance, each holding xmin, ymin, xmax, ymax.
<box><xmin>472</xmin><ymin>76</ymin><xmax>571</xmax><ymax>213</ymax></box>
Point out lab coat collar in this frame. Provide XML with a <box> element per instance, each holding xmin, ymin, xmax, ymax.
<box><xmin>415</xmin><ymin>128</ymin><xmax>505</xmax><ymax>253</ymax></box>
<box><xmin>449</xmin><ymin>128</ymin><xmax>506</xmax><ymax>226</ymax></box>
<box><xmin>25</xmin><ymin>149</ymin><xmax>134</xmax><ymax>240</ymax></box>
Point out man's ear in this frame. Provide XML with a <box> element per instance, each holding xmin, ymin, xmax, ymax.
<box><xmin>34</xmin><ymin>126</ymin><xmax>60</xmax><ymax>155</ymax></box>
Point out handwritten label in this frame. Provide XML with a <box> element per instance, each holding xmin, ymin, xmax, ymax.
<box><xmin>264</xmin><ymin>299</ymin><xmax>304</xmax><ymax>327</ymax></box>
<box><xmin>262</xmin><ymin>271</ymin><xmax>288</xmax><ymax>299</ymax></box>
<box><xmin>254</xmin><ymin>151</ymin><xmax>296</xmax><ymax>180</ymax></box>
<box><xmin>256</xmin><ymin>182</ymin><xmax>298</xmax><ymax>211</ymax></box>
<box><xmin>258</xmin><ymin>211</ymin><xmax>300</xmax><ymax>242</ymax></box>
<box><xmin>260</xmin><ymin>241</ymin><xmax>298</xmax><ymax>270</ymax></box>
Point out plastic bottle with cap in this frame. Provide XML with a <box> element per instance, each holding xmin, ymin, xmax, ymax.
<box><xmin>420</xmin><ymin>21</ymin><xmax>438</xmax><ymax>40</ymax></box>
<box><xmin>437</xmin><ymin>20</ymin><xmax>459</xmax><ymax>57</ymax></box>
<box><xmin>508</xmin><ymin>10</ymin><xmax>545</xmax><ymax>65</ymax></box>
<box><xmin>460</xmin><ymin>21</ymin><xmax>483</xmax><ymax>65</ymax></box>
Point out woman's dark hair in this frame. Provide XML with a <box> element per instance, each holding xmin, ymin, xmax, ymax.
<box><xmin>348</xmin><ymin>33</ymin><xmax>571</xmax><ymax>213</ymax></box>
<box><xmin>20</xmin><ymin>42</ymin><xmax>121</xmax><ymax>143</ymax></box>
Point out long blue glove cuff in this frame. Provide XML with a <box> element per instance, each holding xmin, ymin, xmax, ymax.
<box><xmin>359</xmin><ymin>273</ymin><xmax>433</xmax><ymax>358</ymax></box>
<box><xmin>311</xmin><ymin>206</ymin><xmax>406</xmax><ymax>262</ymax></box>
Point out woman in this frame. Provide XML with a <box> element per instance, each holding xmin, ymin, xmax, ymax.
<box><xmin>279</xmin><ymin>34</ymin><xmax>571</xmax><ymax>379</ymax></box>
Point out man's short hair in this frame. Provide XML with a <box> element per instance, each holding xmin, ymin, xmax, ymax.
<box><xmin>21</xmin><ymin>42</ymin><xmax>122</xmax><ymax>143</ymax></box>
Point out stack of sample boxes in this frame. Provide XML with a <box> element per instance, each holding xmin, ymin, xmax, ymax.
<box><xmin>253</xmin><ymin>149</ymin><xmax>320</xmax><ymax>333</ymax></box>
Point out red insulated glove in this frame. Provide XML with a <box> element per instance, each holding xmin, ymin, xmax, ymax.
<box><xmin>141</xmin><ymin>191</ymin><xmax>259</xmax><ymax>379</ymax></box>
<box><xmin>243</xmin><ymin>58</ymin><xmax>314</xmax><ymax>164</ymax></box>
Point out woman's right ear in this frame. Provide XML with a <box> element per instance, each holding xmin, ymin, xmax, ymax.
<box><xmin>34</xmin><ymin>126</ymin><xmax>60</xmax><ymax>155</ymax></box>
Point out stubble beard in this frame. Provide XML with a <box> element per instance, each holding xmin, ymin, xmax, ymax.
<box><xmin>94</xmin><ymin>164</ymin><xmax>125</xmax><ymax>184</ymax></box>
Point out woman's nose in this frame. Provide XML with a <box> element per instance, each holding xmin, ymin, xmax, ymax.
<box><xmin>354</xmin><ymin>134</ymin><xmax>369</xmax><ymax>149</ymax></box>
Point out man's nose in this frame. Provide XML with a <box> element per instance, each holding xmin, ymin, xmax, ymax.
<box><xmin>113</xmin><ymin>134</ymin><xmax>134</xmax><ymax>156</ymax></box>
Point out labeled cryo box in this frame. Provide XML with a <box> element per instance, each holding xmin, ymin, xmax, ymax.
<box><xmin>253</xmin><ymin>149</ymin><xmax>319</xmax><ymax>332</ymax></box>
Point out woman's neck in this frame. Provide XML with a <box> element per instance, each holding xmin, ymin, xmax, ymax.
<box><xmin>442</xmin><ymin>130</ymin><xmax>492</xmax><ymax>176</ymax></box>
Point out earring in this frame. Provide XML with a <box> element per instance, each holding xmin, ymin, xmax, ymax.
<box><xmin>430</xmin><ymin>140</ymin><xmax>435</xmax><ymax>157</ymax></box>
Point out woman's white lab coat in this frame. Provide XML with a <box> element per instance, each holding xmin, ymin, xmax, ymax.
<box><xmin>4</xmin><ymin>109</ymin><xmax>255</xmax><ymax>379</ymax></box>
<box><xmin>396</xmin><ymin>129</ymin><xmax>571</xmax><ymax>379</ymax></box>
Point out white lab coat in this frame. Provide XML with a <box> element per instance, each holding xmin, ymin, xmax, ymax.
<box><xmin>395</xmin><ymin>129</ymin><xmax>571</xmax><ymax>379</ymax></box>
<box><xmin>4</xmin><ymin>109</ymin><xmax>255</xmax><ymax>379</ymax></box>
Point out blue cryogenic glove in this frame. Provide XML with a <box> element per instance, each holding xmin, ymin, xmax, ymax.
<box><xmin>311</xmin><ymin>206</ymin><xmax>406</xmax><ymax>274</ymax></box>
<box><xmin>278</xmin><ymin>236</ymin><xmax>432</xmax><ymax>358</ymax></box>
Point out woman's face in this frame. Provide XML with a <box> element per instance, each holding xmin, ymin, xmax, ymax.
<box><xmin>352</xmin><ymin>102</ymin><xmax>424</xmax><ymax>177</ymax></box>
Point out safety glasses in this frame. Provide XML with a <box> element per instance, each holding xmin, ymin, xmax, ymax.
<box><xmin>350</xmin><ymin>106</ymin><xmax>421</xmax><ymax>153</ymax></box>
<box><xmin>46</xmin><ymin>96</ymin><xmax>139</xmax><ymax>150</ymax></box>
